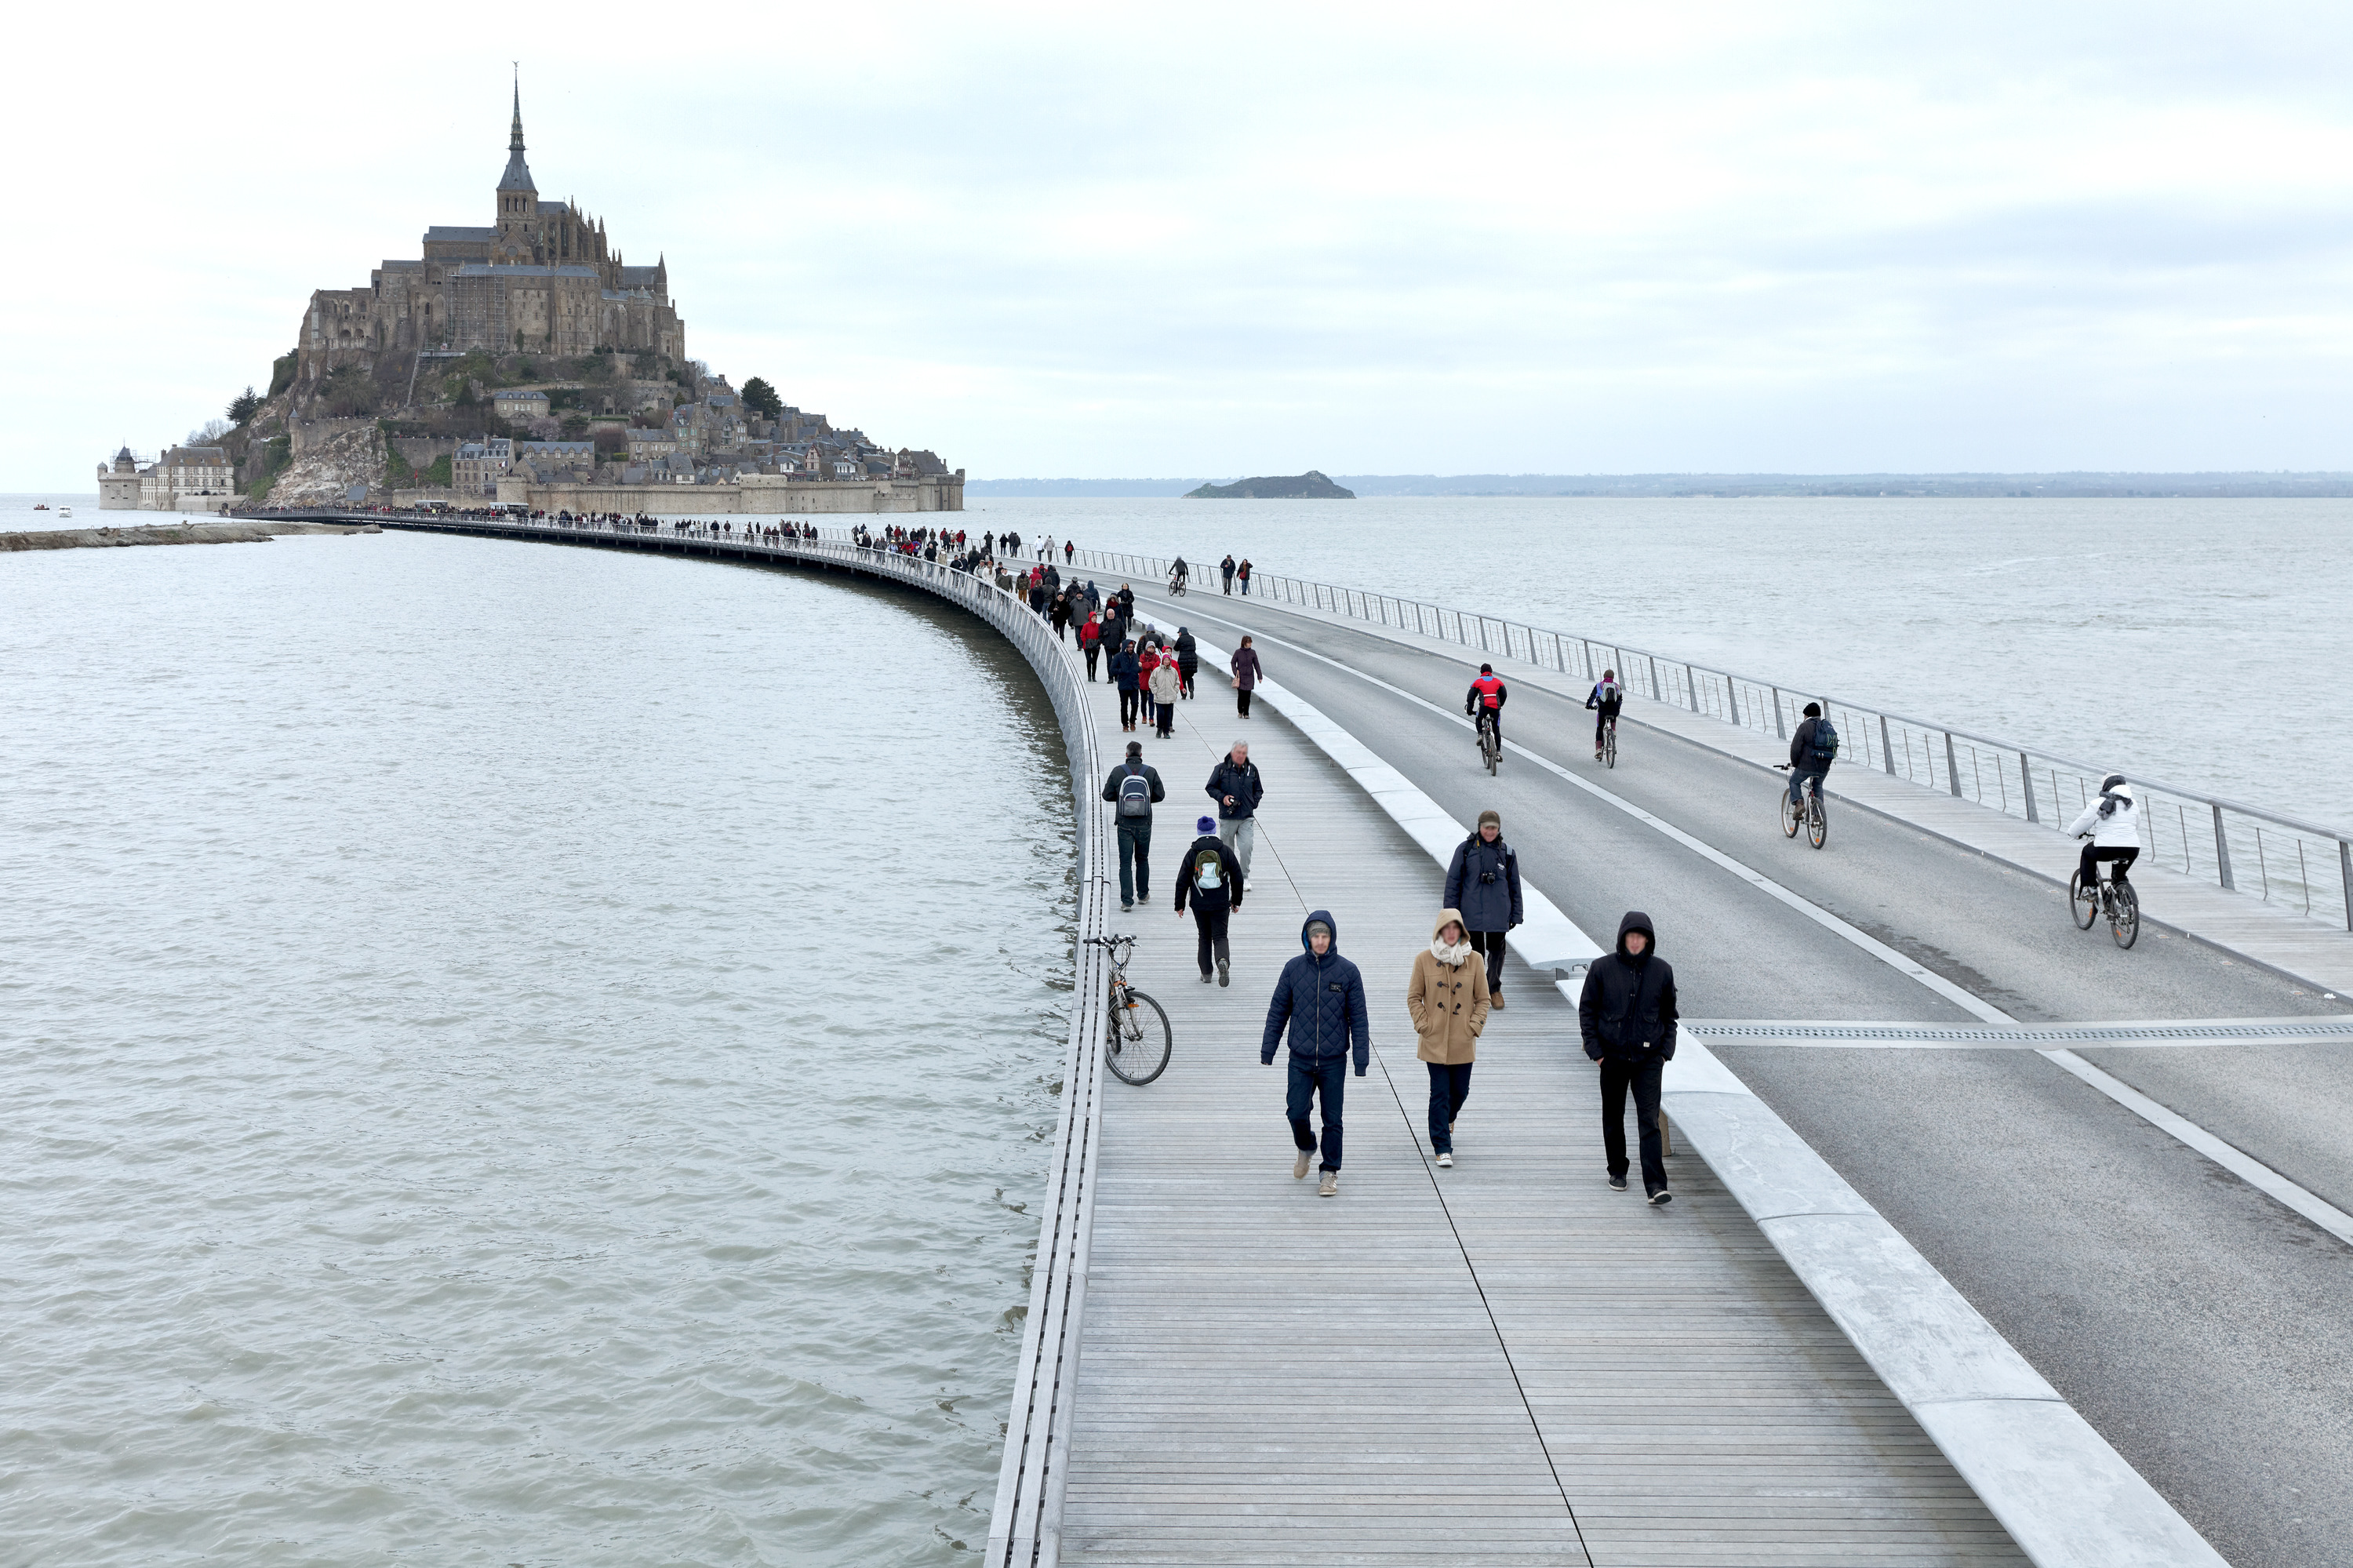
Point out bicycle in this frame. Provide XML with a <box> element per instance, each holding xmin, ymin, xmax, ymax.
<box><xmin>1601</xmin><ymin>714</ymin><xmax>1618</xmax><ymax>769</ymax></box>
<box><xmin>2070</xmin><ymin>851</ymin><xmax>2141</xmax><ymax>950</ymax></box>
<box><xmin>1086</xmin><ymin>933</ymin><xmax>1172</xmax><ymax>1084</ymax></box>
<box><xmin>1167</xmin><ymin>574</ymin><xmax>1188</xmax><ymax>597</ymax></box>
<box><xmin>1776</xmin><ymin>765</ymin><xmax>1827</xmax><ymax>849</ymax></box>
<box><xmin>1474</xmin><ymin>708</ymin><xmax>1500</xmax><ymax>774</ymax></box>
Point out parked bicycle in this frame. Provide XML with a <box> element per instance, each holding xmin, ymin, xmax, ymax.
<box><xmin>1776</xmin><ymin>764</ymin><xmax>1827</xmax><ymax>848</ymax></box>
<box><xmin>1086</xmin><ymin>933</ymin><xmax>1172</xmax><ymax>1084</ymax></box>
<box><xmin>2070</xmin><ymin>849</ymin><xmax>2141</xmax><ymax>949</ymax></box>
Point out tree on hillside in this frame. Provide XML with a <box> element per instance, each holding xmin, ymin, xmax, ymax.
<box><xmin>742</xmin><ymin>377</ymin><xmax>784</xmax><ymax>419</ymax></box>
<box><xmin>227</xmin><ymin>386</ymin><xmax>263</xmax><ymax>424</ymax></box>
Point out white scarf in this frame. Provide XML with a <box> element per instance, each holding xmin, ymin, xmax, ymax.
<box><xmin>1430</xmin><ymin>936</ymin><xmax>1473</xmax><ymax>965</ymax></box>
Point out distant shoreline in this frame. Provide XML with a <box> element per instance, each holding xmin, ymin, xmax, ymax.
<box><xmin>969</xmin><ymin>472</ymin><xmax>2353</xmax><ymax>499</ymax></box>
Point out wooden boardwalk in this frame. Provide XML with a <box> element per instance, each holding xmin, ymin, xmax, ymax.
<box><xmin>1059</xmin><ymin>650</ymin><xmax>2022</xmax><ymax>1565</ymax></box>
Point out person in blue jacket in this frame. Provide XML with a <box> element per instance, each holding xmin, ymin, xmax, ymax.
<box><xmin>1260</xmin><ymin>909</ymin><xmax>1369</xmax><ymax>1197</ymax></box>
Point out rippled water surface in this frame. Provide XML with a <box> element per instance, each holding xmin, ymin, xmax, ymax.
<box><xmin>0</xmin><ymin>529</ymin><xmax>1067</xmax><ymax>1563</ymax></box>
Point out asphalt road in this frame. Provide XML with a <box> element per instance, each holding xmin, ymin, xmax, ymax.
<box><xmin>1123</xmin><ymin>581</ymin><xmax>2353</xmax><ymax>1568</ymax></box>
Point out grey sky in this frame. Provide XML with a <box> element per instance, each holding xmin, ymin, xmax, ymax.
<box><xmin>9</xmin><ymin>1</ymin><xmax>2353</xmax><ymax>487</ymax></box>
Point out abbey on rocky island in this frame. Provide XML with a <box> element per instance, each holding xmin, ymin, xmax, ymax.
<box><xmin>298</xmin><ymin>83</ymin><xmax>685</xmax><ymax>381</ymax></box>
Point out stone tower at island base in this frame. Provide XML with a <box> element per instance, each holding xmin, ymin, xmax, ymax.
<box><xmin>297</xmin><ymin>81</ymin><xmax>685</xmax><ymax>388</ymax></box>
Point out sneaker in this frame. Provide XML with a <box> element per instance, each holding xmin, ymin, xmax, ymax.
<box><xmin>1318</xmin><ymin>1170</ymin><xmax>1338</xmax><ymax>1197</ymax></box>
<box><xmin>1648</xmin><ymin>1189</ymin><xmax>1672</xmax><ymax>1206</ymax></box>
<box><xmin>1200</xmin><ymin>970</ymin><xmax>1214</xmax><ymax>983</ymax></box>
<box><xmin>1217</xmin><ymin>958</ymin><xmax>1230</xmax><ymax>987</ymax></box>
<box><xmin>1122</xmin><ymin>899</ymin><xmax>1134</xmax><ymax>911</ymax></box>
<box><xmin>1244</xmin><ymin>877</ymin><xmax>1254</xmax><ymax>892</ymax></box>
<box><xmin>1608</xmin><ymin>1173</ymin><xmax>1628</xmax><ymax>1191</ymax></box>
<box><xmin>1595</xmin><ymin>750</ymin><xmax>1603</xmax><ymax>761</ymax></box>
<box><xmin>1293</xmin><ymin>1149</ymin><xmax>1312</xmax><ymax>1180</ymax></box>
<box><xmin>1435</xmin><ymin>1152</ymin><xmax>1453</xmax><ymax>1168</ymax></box>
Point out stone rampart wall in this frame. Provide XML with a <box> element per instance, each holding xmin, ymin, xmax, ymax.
<box><xmin>494</xmin><ymin>475</ymin><xmax>963</xmax><ymax>514</ymax></box>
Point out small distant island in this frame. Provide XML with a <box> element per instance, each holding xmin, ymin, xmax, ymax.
<box><xmin>1184</xmin><ymin>471</ymin><xmax>1355</xmax><ymax>499</ymax></box>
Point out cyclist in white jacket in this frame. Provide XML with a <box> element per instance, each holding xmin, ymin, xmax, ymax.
<box><xmin>2067</xmin><ymin>774</ymin><xmax>2140</xmax><ymax>890</ymax></box>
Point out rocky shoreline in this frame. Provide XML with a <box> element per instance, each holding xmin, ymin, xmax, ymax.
<box><xmin>1</xmin><ymin>521</ymin><xmax>381</xmax><ymax>553</ymax></box>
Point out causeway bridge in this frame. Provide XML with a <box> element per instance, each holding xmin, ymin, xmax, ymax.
<box><xmin>286</xmin><ymin>510</ymin><xmax>2353</xmax><ymax>1568</ymax></box>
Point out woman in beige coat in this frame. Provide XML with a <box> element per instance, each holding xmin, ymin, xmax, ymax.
<box><xmin>1407</xmin><ymin>908</ymin><xmax>1491</xmax><ymax>1167</ymax></box>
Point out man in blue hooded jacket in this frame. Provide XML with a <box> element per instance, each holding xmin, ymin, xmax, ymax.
<box><xmin>1260</xmin><ymin>910</ymin><xmax>1369</xmax><ymax>1197</ymax></box>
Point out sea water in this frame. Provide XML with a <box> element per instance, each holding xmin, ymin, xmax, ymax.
<box><xmin>0</xmin><ymin>528</ymin><xmax>1067</xmax><ymax>1564</ymax></box>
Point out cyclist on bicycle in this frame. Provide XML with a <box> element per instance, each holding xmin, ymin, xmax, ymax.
<box><xmin>1787</xmin><ymin>702</ymin><xmax>1838</xmax><ymax>805</ymax></box>
<box><xmin>1585</xmin><ymin>669</ymin><xmax>1624</xmax><ymax>760</ymax></box>
<box><xmin>1466</xmin><ymin>664</ymin><xmax>1507</xmax><ymax>750</ymax></box>
<box><xmin>1169</xmin><ymin>556</ymin><xmax>1190</xmax><ymax>594</ymax></box>
<box><xmin>2068</xmin><ymin>774</ymin><xmax>2140</xmax><ymax>890</ymax></box>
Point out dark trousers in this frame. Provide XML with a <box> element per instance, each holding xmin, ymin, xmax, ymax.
<box><xmin>2079</xmin><ymin>844</ymin><xmax>2140</xmax><ymax>886</ymax></box>
<box><xmin>1119</xmin><ymin>688</ymin><xmax>1140</xmax><ymax>727</ymax></box>
<box><xmin>1427</xmin><ymin>1061</ymin><xmax>1473</xmax><ymax>1154</ymax></box>
<box><xmin>1238</xmin><ymin>688</ymin><xmax>1253</xmax><ymax>718</ymax></box>
<box><xmin>1595</xmin><ymin>710</ymin><xmax>1618</xmax><ymax>748</ymax></box>
<box><xmin>1599</xmin><ymin>1057</ymin><xmax>1667</xmax><ymax>1194</ymax></box>
<box><xmin>1467</xmin><ymin>930</ymin><xmax>1507</xmax><ymax>991</ymax></box>
<box><xmin>1287</xmin><ymin>1055</ymin><xmax>1346</xmax><ymax>1170</ymax></box>
<box><xmin>1156</xmin><ymin>700</ymin><xmax>1175</xmax><ymax>737</ymax></box>
<box><xmin>1223</xmin><ymin>573</ymin><xmax>1234</xmax><ymax>594</ymax></box>
<box><xmin>1141</xmin><ymin>687</ymin><xmax>1157</xmax><ymax>724</ymax></box>
<box><xmin>1084</xmin><ymin>646</ymin><xmax>1100</xmax><ymax>680</ymax></box>
<box><xmin>1191</xmin><ymin>904</ymin><xmax>1230</xmax><ymax>975</ymax></box>
<box><xmin>1054</xmin><ymin>620</ymin><xmax>1067</xmax><ymax>642</ymax></box>
<box><xmin>1179</xmin><ymin>662</ymin><xmax>1198</xmax><ymax>697</ymax></box>
<box><xmin>1116</xmin><ymin>820</ymin><xmax>1151</xmax><ymax>904</ymax></box>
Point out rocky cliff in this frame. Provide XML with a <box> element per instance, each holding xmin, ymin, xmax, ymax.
<box><xmin>1184</xmin><ymin>471</ymin><xmax>1355</xmax><ymax>499</ymax></box>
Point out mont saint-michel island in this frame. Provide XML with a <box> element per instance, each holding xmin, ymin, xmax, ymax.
<box><xmin>98</xmin><ymin>87</ymin><xmax>962</xmax><ymax>516</ymax></box>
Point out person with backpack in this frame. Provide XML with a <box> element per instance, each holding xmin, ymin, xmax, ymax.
<box><xmin>1100</xmin><ymin>740</ymin><xmax>1165</xmax><ymax>911</ymax></box>
<box><xmin>1109</xmin><ymin>639</ymin><xmax>1143</xmax><ymax>731</ymax></box>
<box><xmin>1149</xmin><ymin>652</ymin><xmax>1181</xmax><ymax>737</ymax></box>
<box><xmin>2068</xmin><ymin>774</ymin><xmax>2141</xmax><ymax>893</ymax></box>
<box><xmin>1788</xmin><ymin>702</ymin><xmax>1839</xmax><ymax>807</ymax></box>
<box><xmin>1079</xmin><ymin>612</ymin><xmax>1103</xmax><ymax>681</ymax></box>
<box><xmin>1585</xmin><ymin>668</ymin><xmax>1624</xmax><ymax>761</ymax></box>
<box><xmin>1206</xmin><ymin>739</ymin><xmax>1264</xmax><ymax>891</ymax></box>
<box><xmin>1578</xmin><ymin>911</ymin><xmax>1679</xmax><ymax>1204</ymax></box>
<box><xmin>1220</xmin><ymin>554</ymin><xmax>1237</xmax><ymax>594</ymax></box>
<box><xmin>1261</xmin><ymin>911</ymin><xmax>1369</xmax><ymax>1198</ymax></box>
<box><xmin>1408</xmin><ymin>909</ymin><xmax>1490</xmax><ymax>1168</ymax></box>
<box><xmin>1175</xmin><ymin>813</ymin><xmax>1245</xmax><ymax>985</ymax></box>
<box><xmin>1442</xmin><ymin>809</ymin><xmax>1522</xmax><ymax>1007</ymax></box>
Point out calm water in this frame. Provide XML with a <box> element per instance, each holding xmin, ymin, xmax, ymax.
<box><xmin>964</xmin><ymin>496</ymin><xmax>2350</xmax><ymax>828</ymax></box>
<box><xmin>0</xmin><ymin>527</ymin><xmax>1067</xmax><ymax>1564</ymax></box>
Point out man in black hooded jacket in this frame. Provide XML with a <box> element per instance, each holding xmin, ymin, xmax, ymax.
<box><xmin>1577</xmin><ymin>911</ymin><xmax>1679</xmax><ymax>1204</ymax></box>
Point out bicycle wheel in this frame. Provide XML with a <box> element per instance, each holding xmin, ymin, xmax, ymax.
<box><xmin>1780</xmin><ymin>786</ymin><xmax>1801</xmax><ymax>838</ymax></box>
<box><xmin>2069</xmin><ymin>871</ymin><xmax>2097</xmax><ymax>929</ymax></box>
<box><xmin>2109</xmin><ymin>881</ymin><xmax>2140</xmax><ymax>949</ymax></box>
<box><xmin>1806</xmin><ymin>789</ymin><xmax>1827</xmax><ymax>849</ymax></box>
<box><xmin>1104</xmin><ymin>988</ymin><xmax>1172</xmax><ymax>1085</ymax></box>
<box><xmin>1603</xmin><ymin>722</ymin><xmax>1617</xmax><ymax>769</ymax></box>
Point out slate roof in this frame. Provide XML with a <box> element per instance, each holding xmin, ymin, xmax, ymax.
<box><xmin>449</xmin><ymin>264</ymin><xmax>601</xmax><ymax>279</ymax></box>
<box><xmin>425</xmin><ymin>226</ymin><xmax>499</xmax><ymax>243</ymax></box>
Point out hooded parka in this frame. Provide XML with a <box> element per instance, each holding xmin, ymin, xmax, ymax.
<box><xmin>1408</xmin><ymin>909</ymin><xmax>1490</xmax><ymax>1064</ymax></box>
<box><xmin>1261</xmin><ymin>909</ymin><xmax>1370</xmax><ymax>1071</ymax></box>
<box><xmin>1577</xmin><ymin>911</ymin><xmax>1678</xmax><ymax>1062</ymax></box>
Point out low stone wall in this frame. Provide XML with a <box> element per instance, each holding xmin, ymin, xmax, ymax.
<box><xmin>493</xmin><ymin>473</ymin><xmax>963</xmax><ymax>514</ymax></box>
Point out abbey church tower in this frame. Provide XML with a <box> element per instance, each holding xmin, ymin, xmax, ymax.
<box><xmin>493</xmin><ymin>80</ymin><xmax>539</xmax><ymax>264</ymax></box>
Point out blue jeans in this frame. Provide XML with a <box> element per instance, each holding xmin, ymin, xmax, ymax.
<box><xmin>1287</xmin><ymin>1056</ymin><xmax>1347</xmax><ymax>1170</ymax></box>
<box><xmin>1427</xmin><ymin>1062</ymin><xmax>1473</xmax><ymax>1153</ymax></box>
<box><xmin>1116</xmin><ymin>820</ymin><xmax>1151</xmax><ymax>904</ymax></box>
<box><xmin>1788</xmin><ymin>766</ymin><xmax>1826</xmax><ymax>805</ymax></box>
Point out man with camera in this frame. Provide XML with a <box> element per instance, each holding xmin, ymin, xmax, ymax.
<box><xmin>1442</xmin><ymin>809</ymin><xmax>1522</xmax><ymax>1008</ymax></box>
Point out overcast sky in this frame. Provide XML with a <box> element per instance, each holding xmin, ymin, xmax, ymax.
<box><xmin>8</xmin><ymin>1</ymin><xmax>2353</xmax><ymax>488</ymax></box>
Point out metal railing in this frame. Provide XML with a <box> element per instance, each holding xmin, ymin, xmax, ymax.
<box><xmin>1064</xmin><ymin>542</ymin><xmax>2353</xmax><ymax>933</ymax></box>
<box><xmin>358</xmin><ymin>510</ymin><xmax>1112</xmax><ymax>1567</ymax></box>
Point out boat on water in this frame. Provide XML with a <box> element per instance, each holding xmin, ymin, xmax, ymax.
<box><xmin>58</xmin><ymin>505</ymin><xmax>73</xmax><ymax>517</ymax></box>
<box><xmin>33</xmin><ymin>503</ymin><xmax>47</xmax><ymax>510</ymax></box>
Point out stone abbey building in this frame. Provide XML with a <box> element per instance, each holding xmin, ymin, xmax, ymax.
<box><xmin>298</xmin><ymin>86</ymin><xmax>685</xmax><ymax>380</ymax></box>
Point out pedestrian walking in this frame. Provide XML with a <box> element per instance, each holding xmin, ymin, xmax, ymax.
<box><xmin>1206</xmin><ymin>739</ymin><xmax>1263</xmax><ymax>890</ymax></box>
<box><xmin>1137</xmin><ymin>640</ymin><xmax>1163</xmax><ymax>727</ymax></box>
<box><xmin>1110</xmin><ymin>639</ymin><xmax>1143</xmax><ymax>731</ymax></box>
<box><xmin>1237</xmin><ymin>558</ymin><xmax>1253</xmax><ymax>595</ymax></box>
<box><xmin>1175</xmin><ymin>813</ymin><xmax>1244</xmax><ymax>985</ymax></box>
<box><xmin>1150</xmin><ymin>654</ymin><xmax>1181</xmax><ymax>737</ymax></box>
<box><xmin>1232</xmin><ymin>635</ymin><xmax>1263</xmax><ymax>718</ymax></box>
<box><xmin>1050</xmin><ymin>590</ymin><xmax>1071</xmax><ymax>641</ymax></box>
<box><xmin>1174</xmin><ymin>626</ymin><xmax>1199</xmax><ymax>697</ymax></box>
<box><xmin>1442</xmin><ymin>809</ymin><xmax>1523</xmax><ymax>1008</ymax></box>
<box><xmin>1577</xmin><ymin>911</ymin><xmax>1678</xmax><ymax>1204</ymax></box>
<box><xmin>1064</xmin><ymin>539</ymin><xmax>1075</xmax><ymax>566</ymax></box>
<box><xmin>1261</xmin><ymin>911</ymin><xmax>1369</xmax><ymax>1197</ymax></box>
<box><xmin>1079</xmin><ymin>611</ymin><xmax>1103</xmax><ymax>680</ymax></box>
<box><xmin>1100</xmin><ymin>739</ymin><xmax>1165</xmax><ymax>911</ymax></box>
<box><xmin>1408</xmin><ymin>909</ymin><xmax>1489</xmax><ymax>1168</ymax></box>
<box><xmin>1220</xmin><ymin>553</ymin><xmax>1236</xmax><ymax>594</ymax></box>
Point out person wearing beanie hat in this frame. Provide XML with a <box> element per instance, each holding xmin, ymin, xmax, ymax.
<box><xmin>1787</xmin><ymin>700</ymin><xmax>1838</xmax><ymax>809</ymax></box>
<box><xmin>1175</xmin><ymin>812</ymin><xmax>1245</xmax><ymax>985</ymax></box>
<box><xmin>1442</xmin><ymin>809</ymin><xmax>1522</xmax><ymax>1008</ymax></box>
<box><xmin>1100</xmin><ymin>740</ymin><xmax>1164</xmax><ymax>911</ymax></box>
